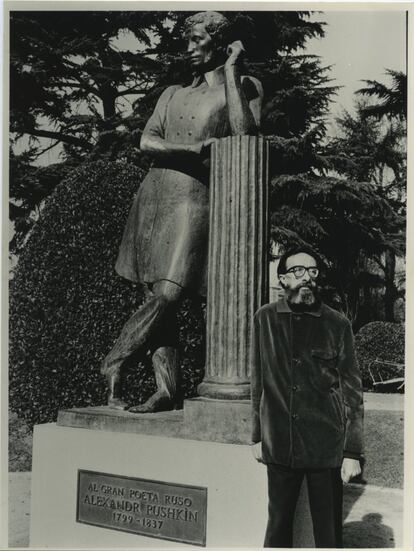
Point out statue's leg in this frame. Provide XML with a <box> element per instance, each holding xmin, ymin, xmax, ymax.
<box><xmin>128</xmin><ymin>347</ymin><xmax>179</xmax><ymax>414</ymax></box>
<box><xmin>101</xmin><ymin>287</ymin><xmax>171</xmax><ymax>409</ymax></box>
<box><xmin>128</xmin><ymin>280</ymin><xmax>183</xmax><ymax>413</ymax></box>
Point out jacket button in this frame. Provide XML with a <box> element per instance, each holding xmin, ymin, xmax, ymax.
<box><xmin>292</xmin><ymin>413</ymin><xmax>299</xmax><ymax>420</ymax></box>
<box><xmin>293</xmin><ymin>358</ymin><xmax>301</xmax><ymax>366</ymax></box>
<box><xmin>292</xmin><ymin>385</ymin><xmax>298</xmax><ymax>392</ymax></box>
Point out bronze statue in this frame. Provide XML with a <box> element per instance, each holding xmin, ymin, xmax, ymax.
<box><xmin>101</xmin><ymin>11</ymin><xmax>263</xmax><ymax>412</ymax></box>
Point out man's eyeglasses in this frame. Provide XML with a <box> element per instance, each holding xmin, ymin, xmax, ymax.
<box><xmin>285</xmin><ymin>266</ymin><xmax>319</xmax><ymax>279</ymax></box>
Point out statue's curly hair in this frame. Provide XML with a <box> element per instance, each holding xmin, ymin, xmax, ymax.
<box><xmin>183</xmin><ymin>11</ymin><xmax>231</xmax><ymax>61</ymax></box>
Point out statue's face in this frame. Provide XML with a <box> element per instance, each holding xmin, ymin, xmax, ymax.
<box><xmin>186</xmin><ymin>23</ymin><xmax>216</xmax><ymax>69</ymax></box>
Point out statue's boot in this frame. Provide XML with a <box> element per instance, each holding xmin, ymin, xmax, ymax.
<box><xmin>129</xmin><ymin>346</ymin><xmax>179</xmax><ymax>413</ymax></box>
<box><xmin>101</xmin><ymin>295</ymin><xmax>169</xmax><ymax>409</ymax></box>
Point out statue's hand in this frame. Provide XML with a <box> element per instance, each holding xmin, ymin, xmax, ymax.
<box><xmin>187</xmin><ymin>139</ymin><xmax>218</xmax><ymax>159</ymax></box>
<box><xmin>201</xmin><ymin>138</ymin><xmax>218</xmax><ymax>158</ymax></box>
<box><xmin>188</xmin><ymin>142</ymin><xmax>203</xmax><ymax>155</ymax></box>
<box><xmin>202</xmin><ymin>138</ymin><xmax>218</xmax><ymax>148</ymax></box>
<box><xmin>225</xmin><ymin>40</ymin><xmax>245</xmax><ymax>67</ymax></box>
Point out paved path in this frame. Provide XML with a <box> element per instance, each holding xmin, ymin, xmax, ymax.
<box><xmin>9</xmin><ymin>473</ymin><xmax>31</xmax><ymax>548</ymax></box>
<box><xmin>363</xmin><ymin>393</ymin><xmax>404</xmax><ymax>411</ymax></box>
<box><xmin>9</xmin><ymin>473</ymin><xmax>403</xmax><ymax>548</ymax></box>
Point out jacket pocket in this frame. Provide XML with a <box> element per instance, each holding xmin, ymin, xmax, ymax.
<box><xmin>310</xmin><ymin>349</ymin><xmax>339</xmax><ymax>392</ymax></box>
<box><xmin>329</xmin><ymin>390</ymin><xmax>345</xmax><ymax>429</ymax></box>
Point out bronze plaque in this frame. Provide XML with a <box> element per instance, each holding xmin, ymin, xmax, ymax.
<box><xmin>76</xmin><ymin>470</ymin><xmax>207</xmax><ymax>546</ymax></box>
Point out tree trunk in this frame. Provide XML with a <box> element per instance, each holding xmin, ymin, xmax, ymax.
<box><xmin>384</xmin><ymin>249</ymin><xmax>396</xmax><ymax>321</ymax></box>
<box><xmin>101</xmin><ymin>86</ymin><xmax>116</xmax><ymax>124</ymax></box>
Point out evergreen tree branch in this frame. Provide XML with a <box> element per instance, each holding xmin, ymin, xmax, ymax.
<box><xmin>26</xmin><ymin>129</ymin><xmax>93</xmax><ymax>150</ymax></box>
<box><xmin>34</xmin><ymin>140</ymin><xmax>61</xmax><ymax>158</ymax></box>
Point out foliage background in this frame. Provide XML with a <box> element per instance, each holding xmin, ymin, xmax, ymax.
<box><xmin>354</xmin><ymin>321</ymin><xmax>405</xmax><ymax>390</ymax></box>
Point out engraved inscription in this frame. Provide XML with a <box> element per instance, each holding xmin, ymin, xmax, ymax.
<box><xmin>77</xmin><ymin>470</ymin><xmax>207</xmax><ymax>546</ymax></box>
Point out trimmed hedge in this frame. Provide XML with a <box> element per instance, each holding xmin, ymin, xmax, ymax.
<box><xmin>9</xmin><ymin>160</ymin><xmax>205</xmax><ymax>427</ymax></box>
<box><xmin>355</xmin><ymin>321</ymin><xmax>405</xmax><ymax>390</ymax></box>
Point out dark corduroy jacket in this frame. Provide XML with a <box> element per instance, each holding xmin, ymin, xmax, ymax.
<box><xmin>251</xmin><ymin>298</ymin><xmax>364</xmax><ymax>469</ymax></box>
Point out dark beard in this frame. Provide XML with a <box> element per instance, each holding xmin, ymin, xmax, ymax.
<box><xmin>286</xmin><ymin>285</ymin><xmax>321</xmax><ymax>311</ymax></box>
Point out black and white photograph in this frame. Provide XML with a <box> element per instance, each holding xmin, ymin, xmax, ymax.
<box><xmin>3</xmin><ymin>3</ymin><xmax>411</xmax><ymax>549</ymax></box>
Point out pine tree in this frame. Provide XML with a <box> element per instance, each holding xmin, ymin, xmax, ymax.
<box><xmin>357</xmin><ymin>69</ymin><xmax>407</xmax><ymax>121</ymax></box>
<box><xmin>320</xmin><ymin>101</ymin><xmax>405</xmax><ymax>323</ymax></box>
<box><xmin>10</xmin><ymin>11</ymin><xmax>168</xmax><ymax>252</ymax></box>
<box><xmin>326</xmin><ymin>101</ymin><xmax>405</xmax><ymax>185</ymax></box>
<box><xmin>10</xmin><ymin>11</ymin><xmax>169</xmax><ymax>153</ymax></box>
<box><xmin>357</xmin><ymin>70</ymin><xmax>407</xmax><ymax>323</ymax></box>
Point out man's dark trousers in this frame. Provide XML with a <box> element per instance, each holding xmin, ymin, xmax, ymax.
<box><xmin>264</xmin><ymin>463</ymin><xmax>343</xmax><ymax>548</ymax></box>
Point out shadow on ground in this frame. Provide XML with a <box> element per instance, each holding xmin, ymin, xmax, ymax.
<box><xmin>343</xmin><ymin>484</ymin><xmax>400</xmax><ymax>548</ymax></box>
<box><xmin>344</xmin><ymin>513</ymin><xmax>395</xmax><ymax>548</ymax></box>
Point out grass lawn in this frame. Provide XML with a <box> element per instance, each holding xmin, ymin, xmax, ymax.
<box><xmin>362</xmin><ymin>410</ymin><xmax>403</xmax><ymax>489</ymax></box>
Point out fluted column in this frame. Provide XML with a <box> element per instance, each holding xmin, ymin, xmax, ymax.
<box><xmin>198</xmin><ymin>135</ymin><xmax>269</xmax><ymax>400</ymax></box>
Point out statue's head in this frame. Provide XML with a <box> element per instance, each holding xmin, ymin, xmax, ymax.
<box><xmin>183</xmin><ymin>11</ymin><xmax>230</xmax><ymax>72</ymax></box>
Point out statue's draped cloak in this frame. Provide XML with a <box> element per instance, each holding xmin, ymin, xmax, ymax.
<box><xmin>115</xmin><ymin>67</ymin><xmax>231</xmax><ymax>296</ymax></box>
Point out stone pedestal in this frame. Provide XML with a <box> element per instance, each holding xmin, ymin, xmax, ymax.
<box><xmin>31</xmin><ymin>410</ymin><xmax>314</xmax><ymax>548</ymax></box>
<box><xmin>30</xmin><ymin>423</ymin><xmax>270</xmax><ymax>548</ymax></box>
<box><xmin>57</xmin><ymin>398</ymin><xmax>252</xmax><ymax>445</ymax></box>
<box><xmin>198</xmin><ymin>135</ymin><xmax>269</xmax><ymax>400</ymax></box>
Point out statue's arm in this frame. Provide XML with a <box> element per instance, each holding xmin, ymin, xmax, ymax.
<box><xmin>140</xmin><ymin>85</ymin><xmax>207</xmax><ymax>158</ymax></box>
<box><xmin>140</xmin><ymin>134</ymin><xmax>203</xmax><ymax>157</ymax></box>
<box><xmin>224</xmin><ymin>41</ymin><xmax>263</xmax><ymax>135</ymax></box>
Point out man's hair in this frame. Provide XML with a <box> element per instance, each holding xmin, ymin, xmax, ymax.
<box><xmin>277</xmin><ymin>246</ymin><xmax>321</xmax><ymax>278</ymax></box>
<box><xmin>183</xmin><ymin>11</ymin><xmax>231</xmax><ymax>61</ymax></box>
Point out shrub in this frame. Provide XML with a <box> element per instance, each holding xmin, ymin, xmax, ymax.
<box><xmin>355</xmin><ymin>321</ymin><xmax>405</xmax><ymax>390</ymax></box>
<box><xmin>9</xmin><ymin>411</ymin><xmax>33</xmax><ymax>472</ymax></box>
<box><xmin>9</xmin><ymin>160</ymin><xmax>205</xmax><ymax>427</ymax></box>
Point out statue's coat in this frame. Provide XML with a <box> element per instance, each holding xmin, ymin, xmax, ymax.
<box><xmin>116</xmin><ymin>66</ymin><xmax>233</xmax><ymax>296</ymax></box>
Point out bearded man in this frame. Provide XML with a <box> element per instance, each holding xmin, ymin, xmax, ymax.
<box><xmin>101</xmin><ymin>11</ymin><xmax>263</xmax><ymax>412</ymax></box>
<box><xmin>251</xmin><ymin>246</ymin><xmax>364</xmax><ymax>548</ymax></box>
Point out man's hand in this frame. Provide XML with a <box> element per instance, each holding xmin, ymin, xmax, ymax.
<box><xmin>225</xmin><ymin>40</ymin><xmax>245</xmax><ymax>67</ymax></box>
<box><xmin>251</xmin><ymin>441</ymin><xmax>264</xmax><ymax>463</ymax></box>
<box><xmin>341</xmin><ymin>457</ymin><xmax>361</xmax><ymax>483</ymax></box>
